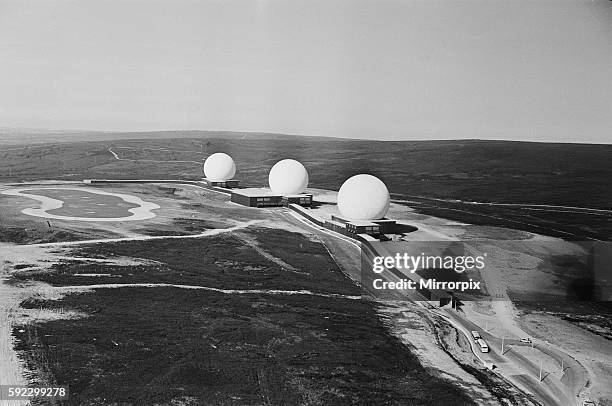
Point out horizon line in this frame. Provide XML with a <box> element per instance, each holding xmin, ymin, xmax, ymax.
<box><xmin>1</xmin><ymin>126</ymin><xmax>610</xmax><ymax>146</ymax></box>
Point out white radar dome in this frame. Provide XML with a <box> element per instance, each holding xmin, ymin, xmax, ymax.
<box><xmin>268</xmin><ymin>159</ymin><xmax>309</xmax><ymax>195</ymax></box>
<box><xmin>337</xmin><ymin>174</ymin><xmax>390</xmax><ymax>220</ymax></box>
<box><xmin>203</xmin><ymin>153</ymin><xmax>236</xmax><ymax>181</ymax></box>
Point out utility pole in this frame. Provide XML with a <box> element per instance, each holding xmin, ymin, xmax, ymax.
<box><xmin>501</xmin><ymin>337</ymin><xmax>504</xmax><ymax>355</ymax></box>
<box><xmin>485</xmin><ymin>321</ymin><xmax>488</xmax><ymax>332</ymax></box>
<box><xmin>539</xmin><ymin>360</ymin><xmax>543</xmax><ymax>382</ymax></box>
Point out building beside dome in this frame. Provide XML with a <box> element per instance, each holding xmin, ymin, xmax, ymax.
<box><xmin>230</xmin><ymin>159</ymin><xmax>312</xmax><ymax>208</ymax></box>
<box><xmin>329</xmin><ymin>174</ymin><xmax>396</xmax><ymax>236</ymax></box>
<box><xmin>330</xmin><ymin>216</ymin><xmax>397</xmax><ymax>236</ymax></box>
<box><xmin>225</xmin><ymin>168</ymin><xmax>391</xmax><ymax>237</ymax></box>
<box><xmin>203</xmin><ymin>152</ymin><xmax>240</xmax><ymax>188</ymax></box>
<box><xmin>208</xmin><ymin>157</ymin><xmax>393</xmax><ymax>238</ymax></box>
<box><xmin>204</xmin><ymin>177</ymin><xmax>240</xmax><ymax>188</ymax></box>
<box><xmin>229</xmin><ymin>187</ymin><xmax>312</xmax><ymax>208</ymax></box>
<box><xmin>275</xmin><ymin>173</ymin><xmax>398</xmax><ymax>239</ymax></box>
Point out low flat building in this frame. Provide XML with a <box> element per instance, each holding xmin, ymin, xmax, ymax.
<box><xmin>330</xmin><ymin>215</ymin><xmax>380</xmax><ymax>236</ymax></box>
<box><xmin>204</xmin><ymin>178</ymin><xmax>240</xmax><ymax>188</ymax></box>
<box><xmin>230</xmin><ymin>188</ymin><xmax>312</xmax><ymax>208</ymax></box>
<box><xmin>230</xmin><ymin>188</ymin><xmax>282</xmax><ymax>207</ymax></box>
<box><xmin>371</xmin><ymin>218</ymin><xmax>397</xmax><ymax>234</ymax></box>
<box><xmin>346</xmin><ymin>220</ymin><xmax>381</xmax><ymax>236</ymax></box>
<box><xmin>330</xmin><ymin>214</ymin><xmax>397</xmax><ymax>235</ymax></box>
<box><xmin>281</xmin><ymin>194</ymin><xmax>313</xmax><ymax>207</ymax></box>
<box><xmin>324</xmin><ymin>218</ymin><xmax>347</xmax><ymax>234</ymax></box>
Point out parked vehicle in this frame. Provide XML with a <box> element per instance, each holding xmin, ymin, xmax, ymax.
<box><xmin>477</xmin><ymin>338</ymin><xmax>489</xmax><ymax>353</ymax></box>
<box><xmin>520</xmin><ymin>337</ymin><xmax>532</xmax><ymax>344</ymax></box>
<box><xmin>471</xmin><ymin>330</ymin><xmax>481</xmax><ymax>340</ymax></box>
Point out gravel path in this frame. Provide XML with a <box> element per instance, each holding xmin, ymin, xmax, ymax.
<box><xmin>0</xmin><ymin>274</ymin><xmax>28</xmax><ymax>406</ymax></box>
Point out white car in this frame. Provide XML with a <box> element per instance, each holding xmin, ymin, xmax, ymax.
<box><xmin>471</xmin><ymin>330</ymin><xmax>481</xmax><ymax>340</ymax></box>
<box><xmin>520</xmin><ymin>337</ymin><xmax>532</xmax><ymax>344</ymax></box>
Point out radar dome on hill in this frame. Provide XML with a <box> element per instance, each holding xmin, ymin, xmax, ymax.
<box><xmin>203</xmin><ymin>153</ymin><xmax>236</xmax><ymax>181</ymax></box>
<box><xmin>337</xmin><ymin>174</ymin><xmax>390</xmax><ymax>220</ymax></box>
<box><xmin>268</xmin><ymin>159</ymin><xmax>308</xmax><ymax>195</ymax></box>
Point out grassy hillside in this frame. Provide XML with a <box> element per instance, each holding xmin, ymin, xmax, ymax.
<box><xmin>13</xmin><ymin>228</ymin><xmax>476</xmax><ymax>406</ymax></box>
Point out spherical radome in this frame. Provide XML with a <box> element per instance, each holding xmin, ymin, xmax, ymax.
<box><xmin>268</xmin><ymin>159</ymin><xmax>308</xmax><ymax>195</ymax></box>
<box><xmin>203</xmin><ymin>153</ymin><xmax>236</xmax><ymax>181</ymax></box>
<box><xmin>337</xmin><ymin>174</ymin><xmax>390</xmax><ymax>220</ymax></box>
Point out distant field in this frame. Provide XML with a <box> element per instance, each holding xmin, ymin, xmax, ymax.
<box><xmin>1</xmin><ymin>134</ymin><xmax>610</xmax><ymax>239</ymax></box>
<box><xmin>11</xmin><ymin>188</ymin><xmax>140</xmax><ymax>218</ymax></box>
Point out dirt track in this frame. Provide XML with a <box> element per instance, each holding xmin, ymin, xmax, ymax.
<box><xmin>51</xmin><ymin>282</ymin><xmax>362</xmax><ymax>299</ymax></box>
<box><xmin>0</xmin><ymin>274</ymin><xmax>28</xmax><ymax>406</ymax></box>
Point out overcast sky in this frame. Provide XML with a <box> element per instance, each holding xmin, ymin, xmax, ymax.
<box><xmin>0</xmin><ymin>0</ymin><xmax>610</xmax><ymax>142</ymax></box>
